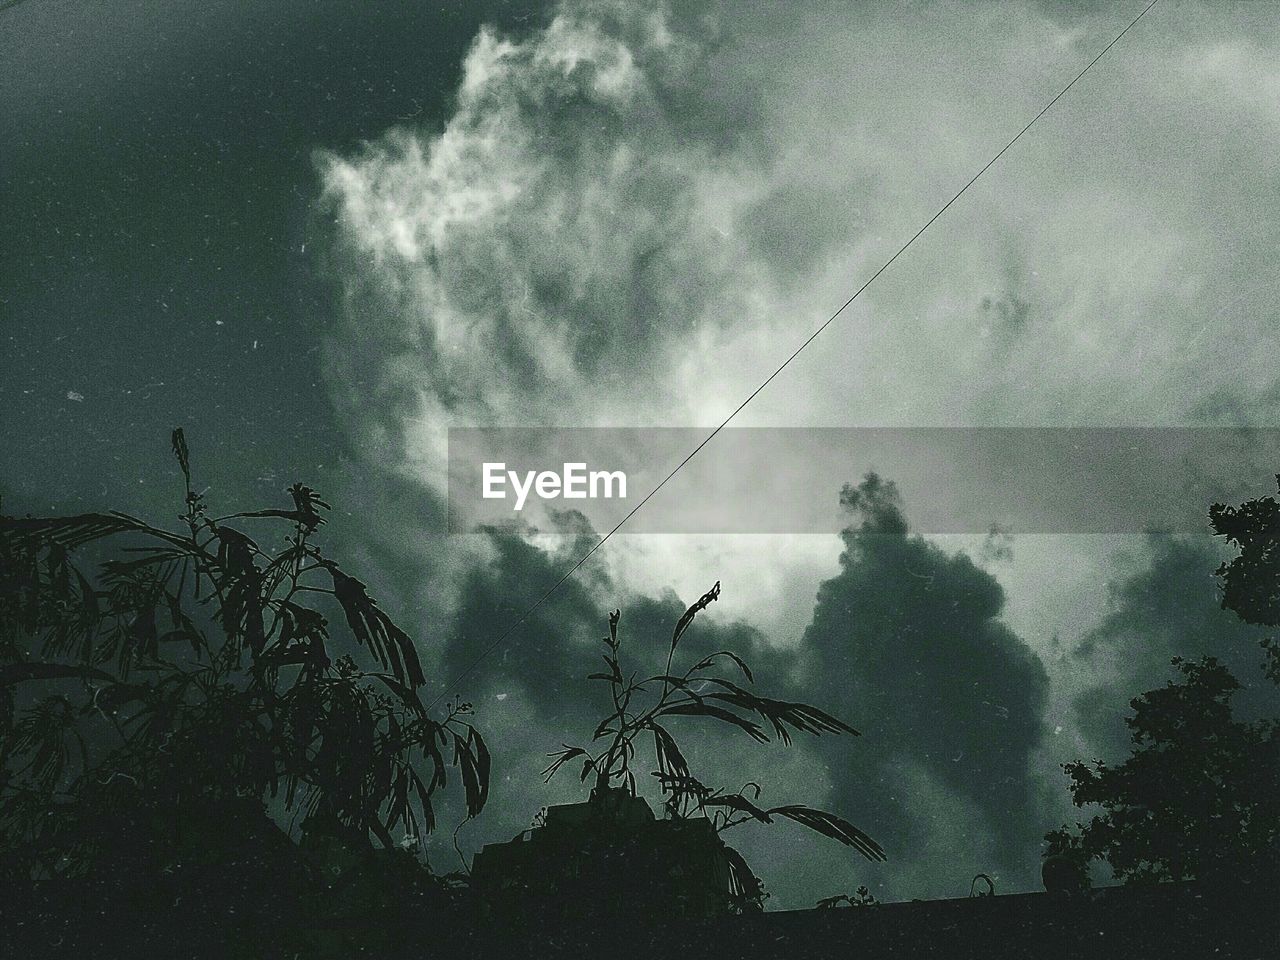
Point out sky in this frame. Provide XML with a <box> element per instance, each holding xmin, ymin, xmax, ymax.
<box><xmin>3</xmin><ymin>0</ymin><xmax>1280</xmax><ymax>907</ymax></box>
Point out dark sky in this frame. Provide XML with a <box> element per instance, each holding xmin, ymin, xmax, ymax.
<box><xmin>3</xmin><ymin>0</ymin><xmax>1279</xmax><ymax>907</ymax></box>
<box><xmin>1</xmin><ymin>0</ymin><xmax>546</xmax><ymax>518</ymax></box>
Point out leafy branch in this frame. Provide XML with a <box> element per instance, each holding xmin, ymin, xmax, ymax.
<box><xmin>542</xmin><ymin>583</ymin><xmax>884</xmax><ymax>906</ymax></box>
<box><xmin>0</xmin><ymin>430</ymin><xmax>489</xmax><ymax>882</ymax></box>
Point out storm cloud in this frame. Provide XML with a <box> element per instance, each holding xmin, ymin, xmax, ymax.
<box><xmin>796</xmin><ymin>476</ymin><xmax>1051</xmax><ymax>897</ymax></box>
<box><xmin>315</xmin><ymin>0</ymin><xmax>1280</xmax><ymax>633</ymax></box>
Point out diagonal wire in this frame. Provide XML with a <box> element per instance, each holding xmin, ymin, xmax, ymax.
<box><xmin>429</xmin><ymin>0</ymin><xmax>1164</xmax><ymax>711</ymax></box>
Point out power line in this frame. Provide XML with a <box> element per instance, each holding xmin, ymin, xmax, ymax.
<box><xmin>429</xmin><ymin>0</ymin><xmax>1165</xmax><ymax>711</ymax></box>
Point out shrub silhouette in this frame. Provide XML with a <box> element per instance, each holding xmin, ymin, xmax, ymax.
<box><xmin>0</xmin><ymin>430</ymin><xmax>488</xmax><ymax>904</ymax></box>
<box><xmin>817</xmin><ymin>885</ymin><xmax>880</xmax><ymax>908</ymax></box>
<box><xmin>542</xmin><ymin>582</ymin><xmax>884</xmax><ymax>910</ymax></box>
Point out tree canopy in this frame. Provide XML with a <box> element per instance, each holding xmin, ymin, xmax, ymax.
<box><xmin>0</xmin><ymin>430</ymin><xmax>488</xmax><ymax>891</ymax></box>
<box><xmin>1211</xmin><ymin>474</ymin><xmax>1280</xmax><ymax>682</ymax></box>
<box><xmin>1047</xmin><ymin>656</ymin><xmax>1279</xmax><ymax>884</ymax></box>
<box><xmin>1046</xmin><ymin>480</ymin><xmax>1280</xmax><ymax>886</ymax></box>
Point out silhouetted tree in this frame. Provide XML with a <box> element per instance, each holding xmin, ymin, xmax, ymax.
<box><xmin>1211</xmin><ymin>475</ymin><xmax>1280</xmax><ymax>683</ymax></box>
<box><xmin>544</xmin><ymin>582</ymin><xmax>884</xmax><ymax>909</ymax></box>
<box><xmin>1046</xmin><ymin>482</ymin><xmax>1280</xmax><ymax>888</ymax></box>
<box><xmin>1046</xmin><ymin>656</ymin><xmax>1279</xmax><ymax>885</ymax></box>
<box><xmin>0</xmin><ymin>431</ymin><xmax>487</xmax><ymax>951</ymax></box>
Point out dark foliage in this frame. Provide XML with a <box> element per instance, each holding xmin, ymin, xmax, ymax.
<box><xmin>1046</xmin><ymin>656</ymin><xmax>1280</xmax><ymax>884</ymax></box>
<box><xmin>1047</xmin><ymin>482</ymin><xmax>1280</xmax><ymax>887</ymax></box>
<box><xmin>543</xmin><ymin>582</ymin><xmax>884</xmax><ymax>911</ymax></box>
<box><xmin>0</xmin><ymin>431</ymin><xmax>489</xmax><ymax>897</ymax></box>
<box><xmin>1211</xmin><ymin>475</ymin><xmax>1280</xmax><ymax>682</ymax></box>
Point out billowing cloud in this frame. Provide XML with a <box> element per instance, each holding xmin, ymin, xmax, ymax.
<box><xmin>796</xmin><ymin>475</ymin><xmax>1051</xmax><ymax>897</ymax></box>
<box><xmin>317</xmin><ymin>0</ymin><xmax>784</xmax><ymax>480</ymax></box>
<box><xmin>316</xmin><ymin>0</ymin><xmax>1280</xmax><ymax>622</ymax></box>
